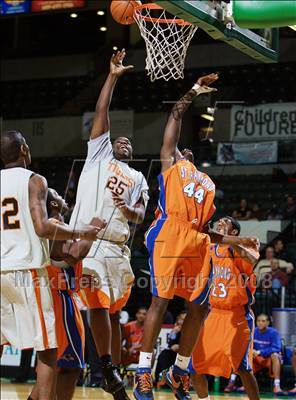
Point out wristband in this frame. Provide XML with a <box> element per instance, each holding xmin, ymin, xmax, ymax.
<box><xmin>192</xmin><ymin>83</ymin><xmax>201</xmax><ymax>94</ymax></box>
<box><xmin>192</xmin><ymin>82</ymin><xmax>216</xmax><ymax>95</ymax></box>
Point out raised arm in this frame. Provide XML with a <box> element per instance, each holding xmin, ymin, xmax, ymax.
<box><xmin>208</xmin><ymin>230</ymin><xmax>260</xmax><ymax>252</ymax></box>
<box><xmin>29</xmin><ymin>175</ymin><xmax>100</xmax><ymax>241</ymax></box>
<box><xmin>160</xmin><ymin>73</ymin><xmax>218</xmax><ymax>172</ymax></box>
<box><xmin>90</xmin><ymin>49</ymin><xmax>134</xmax><ymax>140</ymax></box>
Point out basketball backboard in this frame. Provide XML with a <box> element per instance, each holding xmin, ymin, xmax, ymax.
<box><xmin>155</xmin><ymin>0</ymin><xmax>279</xmax><ymax>63</ymax></box>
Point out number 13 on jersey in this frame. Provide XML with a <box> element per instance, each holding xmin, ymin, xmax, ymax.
<box><xmin>183</xmin><ymin>183</ymin><xmax>205</xmax><ymax>204</ymax></box>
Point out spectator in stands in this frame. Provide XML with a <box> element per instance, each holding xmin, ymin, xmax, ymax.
<box><xmin>283</xmin><ymin>195</ymin><xmax>296</xmax><ymax>220</ymax></box>
<box><xmin>121</xmin><ymin>307</ymin><xmax>147</xmax><ymax>366</ymax></box>
<box><xmin>154</xmin><ymin>312</ymin><xmax>186</xmax><ymax>384</ymax></box>
<box><xmin>289</xmin><ymin>346</ymin><xmax>296</xmax><ymax>395</ymax></box>
<box><xmin>266</xmin><ymin>204</ymin><xmax>282</xmax><ymax>220</ymax></box>
<box><xmin>225</xmin><ymin>314</ymin><xmax>284</xmax><ymax>395</ymax></box>
<box><xmin>270</xmin><ymin>258</ymin><xmax>292</xmax><ymax>289</ymax></box>
<box><xmin>250</xmin><ymin>203</ymin><xmax>262</xmax><ymax>220</ymax></box>
<box><xmin>252</xmin><ymin>314</ymin><xmax>284</xmax><ymax>395</ymax></box>
<box><xmin>255</xmin><ymin>246</ymin><xmax>294</xmax><ymax>285</ymax></box>
<box><xmin>232</xmin><ymin>198</ymin><xmax>252</xmax><ymax>220</ymax></box>
<box><xmin>273</xmin><ymin>239</ymin><xmax>290</xmax><ymax>262</ymax></box>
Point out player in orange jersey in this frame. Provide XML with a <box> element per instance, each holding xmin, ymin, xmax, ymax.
<box><xmin>190</xmin><ymin>216</ymin><xmax>260</xmax><ymax>400</ymax></box>
<box><xmin>29</xmin><ymin>188</ymin><xmax>105</xmax><ymax>400</ymax></box>
<box><xmin>134</xmin><ymin>75</ymin><xmax>259</xmax><ymax>400</ymax></box>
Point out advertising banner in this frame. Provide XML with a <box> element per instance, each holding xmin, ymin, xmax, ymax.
<box><xmin>31</xmin><ymin>0</ymin><xmax>85</xmax><ymax>12</ymax></box>
<box><xmin>217</xmin><ymin>141</ymin><xmax>278</xmax><ymax>165</ymax></box>
<box><xmin>231</xmin><ymin>103</ymin><xmax>296</xmax><ymax>141</ymax></box>
<box><xmin>82</xmin><ymin>111</ymin><xmax>134</xmax><ymax>140</ymax></box>
<box><xmin>0</xmin><ymin>0</ymin><xmax>30</xmax><ymax>15</ymax></box>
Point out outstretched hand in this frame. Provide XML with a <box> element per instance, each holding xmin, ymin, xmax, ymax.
<box><xmin>195</xmin><ymin>73</ymin><xmax>219</xmax><ymax>94</ymax></box>
<box><xmin>198</xmin><ymin>73</ymin><xmax>219</xmax><ymax>87</ymax></box>
<box><xmin>110</xmin><ymin>48</ymin><xmax>134</xmax><ymax>77</ymax></box>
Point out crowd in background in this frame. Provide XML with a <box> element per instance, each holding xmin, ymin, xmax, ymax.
<box><xmin>232</xmin><ymin>195</ymin><xmax>296</xmax><ymax>222</ymax></box>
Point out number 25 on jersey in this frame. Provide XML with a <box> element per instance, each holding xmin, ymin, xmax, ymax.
<box><xmin>183</xmin><ymin>183</ymin><xmax>205</xmax><ymax>204</ymax></box>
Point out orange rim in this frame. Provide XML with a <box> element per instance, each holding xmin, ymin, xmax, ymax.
<box><xmin>134</xmin><ymin>3</ymin><xmax>193</xmax><ymax>26</ymax></box>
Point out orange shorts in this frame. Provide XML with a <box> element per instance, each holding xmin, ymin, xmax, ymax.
<box><xmin>253</xmin><ymin>354</ymin><xmax>282</xmax><ymax>377</ymax></box>
<box><xmin>79</xmin><ymin>277</ymin><xmax>132</xmax><ymax>314</ymax></box>
<box><xmin>191</xmin><ymin>307</ymin><xmax>254</xmax><ymax>378</ymax></box>
<box><xmin>145</xmin><ymin>217</ymin><xmax>212</xmax><ymax>302</ymax></box>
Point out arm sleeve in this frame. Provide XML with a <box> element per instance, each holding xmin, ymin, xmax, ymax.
<box><xmin>260</xmin><ymin>330</ymin><xmax>282</xmax><ymax>357</ymax></box>
<box><xmin>83</xmin><ymin>131</ymin><xmax>113</xmax><ymax>172</ymax></box>
<box><xmin>130</xmin><ymin>173</ymin><xmax>149</xmax><ymax>209</ymax></box>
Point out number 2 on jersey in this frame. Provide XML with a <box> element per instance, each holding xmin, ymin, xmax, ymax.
<box><xmin>1</xmin><ymin>197</ymin><xmax>20</xmax><ymax>230</ymax></box>
<box><xmin>183</xmin><ymin>182</ymin><xmax>205</xmax><ymax>204</ymax></box>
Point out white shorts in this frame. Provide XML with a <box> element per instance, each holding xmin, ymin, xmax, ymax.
<box><xmin>81</xmin><ymin>240</ymin><xmax>134</xmax><ymax>307</ymax></box>
<box><xmin>1</xmin><ymin>268</ymin><xmax>57</xmax><ymax>352</ymax></box>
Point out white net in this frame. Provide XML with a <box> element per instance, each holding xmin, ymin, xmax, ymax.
<box><xmin>134</xmin><ymin>4</ymin><xmax>197</xmax><ymax>82</ymax></box>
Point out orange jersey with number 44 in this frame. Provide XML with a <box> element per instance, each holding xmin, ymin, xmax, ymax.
<box><xmin>154</xmin><ymin>159</ymin><xmax>216</xmax><ymax>229</ymax></box>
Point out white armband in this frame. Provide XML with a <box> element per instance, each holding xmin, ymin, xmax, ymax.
<box><xmin>192</xmin><ymin>83</ymin><xmax>216</xmax><ymax>95</ymax></box>
<box><xmin>192</xmin><ymin>83</ymin><xmax>201</xmax><ymax>94</ymax></box>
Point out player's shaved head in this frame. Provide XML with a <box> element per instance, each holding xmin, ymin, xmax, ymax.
<box><xmin>1</xmin><ymin>130</ymin><xmax>30</xmax><ymax>166</ymax></box>
<box><xmin>181</xmin><ymin>148</ymin><xmax>194</xmax><ymax>163</ymax></box>
<box><xmin>47</xmin><ymin>188</ymin><xmax>69</xmax><ymax>216</ymax></box>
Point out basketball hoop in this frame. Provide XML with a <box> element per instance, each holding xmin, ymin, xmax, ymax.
<box><xmin>134</xmin><ymin>3</ymin><xmax>197</xmax><ymax>82</ymax></box>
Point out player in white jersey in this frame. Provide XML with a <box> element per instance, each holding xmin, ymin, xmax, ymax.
<box><xmin>70</xmin><ymin>49</ymin><xmax>149</xmax><ymax>400</ymax></box>
<box><xmin>1</xmin><ymin>130</ymin><xmax>101</xmax><ymax>400</ymax></box>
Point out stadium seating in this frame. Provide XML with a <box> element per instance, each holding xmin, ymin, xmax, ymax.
<box><xmin>1</xmin><ymin>75</ymin><xmax>90</xmax><ymax>118</ymax></box>
<box><xmin>1</xmin><ymin>62</ymin><xmax>295</xmax><ymax>119</ymax></box>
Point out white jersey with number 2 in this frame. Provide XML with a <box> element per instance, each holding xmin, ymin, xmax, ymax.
<box><xmin>1</xmin><ymin>167</ymin><xmax>50</xmax><ymax>271</ymax></box>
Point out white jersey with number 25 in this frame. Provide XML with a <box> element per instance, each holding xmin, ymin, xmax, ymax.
<box><xmin>70</xmin><ymin>132</ymin><xmax>149</xmax><ymax>243</ymax></box>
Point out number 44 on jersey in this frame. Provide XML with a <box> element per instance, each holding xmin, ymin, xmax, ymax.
<box><xmin>183</xmin><ymin>183</ymin><xmax>205</xmax><ymax>204</ymax></box>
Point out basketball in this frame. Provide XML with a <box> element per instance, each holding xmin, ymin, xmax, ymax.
<box><xmin>110</xmin><ymin>0</ymin><xmax>141</xmax><ymax>25</ymax></box>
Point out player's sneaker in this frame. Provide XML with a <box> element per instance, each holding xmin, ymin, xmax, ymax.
<box><xmin>102</xmin><ymin>363</ymin><xmax>130</xmax><ymax>400</ymax></box>
<box><xmin>273</xmin><ymin>386</ymin><xmax>286</xmax><ymax>396</ymax></box>
<box><xmin>288</xmin><ymin>386</ymin><xmax>296</xmax><ymax>396</ymax></box>
<box><xmin>133</xmin><ymin>368</ymin><xmax>154</xmax><ymax>400</ymax></box>
<box><xmin>236</xmin><ymin>386</ymin><xmax>246</xmax><ymax>393</ymax></box>
<box><xmin>224</xmin><ymin>380</ymin><xmax>236</xmax><ymax>393</ymax></box>
<box><xmin>162</xmin><ymin>366</ymin><xmax>191</xmax><ymax>400</ymax></box>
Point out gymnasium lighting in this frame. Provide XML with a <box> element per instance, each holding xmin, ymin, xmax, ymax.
<box><xmin>97</xmin><ymin>10</ymin><xmax>105</xmax><ymax>16</ymax></box>
<box><xmin>100</xmin><ymin>26</ymin><xmax>107</xmax><ymax>32</ymax></box>
<box><xmin>201</xmin><ymin>162</ymin><xmax>211</xmax><ymax>167</ymax></box>
<box><xmin>289</xmin><ymin>25</ymin><xmax>296</xmax><ymax>31</ymax></box>
<box><xmin>113</xmin><ymin>46</ymin><xmax>118</xmax><ymax>51</ymax></box>
<box><xmin>70</xmin><ymin>13</ymin><xmax>78</xmax><ymax>18</ymax></box>
<box><xmin>201</xmin><ymin>114</ymin><xmax>214</xmax><ymax>122</ymax></box>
